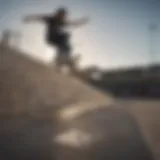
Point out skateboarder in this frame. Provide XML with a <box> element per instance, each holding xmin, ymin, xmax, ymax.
<box><xmin>23</xmin><ymin>7</ymin><xmax>89</xmax><ymax>72</ymax></box>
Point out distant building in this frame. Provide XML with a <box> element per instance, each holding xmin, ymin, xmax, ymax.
<box><xmin>0</xmin><ymin>30</ymin><xmax>12</xmax><ymax>47</ymax></box>
<box><xmin>83</xmin><ymin>65</ymin><xmax>103</xmax><ymax>80</ymax></box>
<box><xmin>0</xmin><ymin>29</ymin><xmax>21</xmax><ymax>49</ymax></box>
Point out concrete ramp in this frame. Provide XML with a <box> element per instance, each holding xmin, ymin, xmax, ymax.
<box><xmin>0</xmin><ymin>46</ymin><xmax>113</xmax><ymax>117</ymax></box>
<box><xmin>0</xmin><ymin>45</ymin><xmax>156</xmax><ymax>160</ymax></box>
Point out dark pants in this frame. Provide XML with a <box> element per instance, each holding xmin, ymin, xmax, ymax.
<box><xmin>47</xmin><ymin>32</ymin><xmax>71</xmax><ymax>55</ymax></box>
<box><xmin>47</xmin><ymin>33</ymin><xmax>74</xmax><ymax>70</ymax></box>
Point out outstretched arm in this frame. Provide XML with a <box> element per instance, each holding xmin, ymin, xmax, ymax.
<box><xmin>23</xmin><ymin>14</ymin><xmax>49</xmax><ymax>23</ymax></box>
<box><xmin>67</xmin><ymin>17</ymin><xmax>90</xmax><ymax>27</ymax></box>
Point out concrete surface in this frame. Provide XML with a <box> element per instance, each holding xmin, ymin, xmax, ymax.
<box><xmin>0</xmin><ymin>45</ymin><xmax>160</xmax><ymax>160</ymax></box>
<box><xmin>0</xmin><ymin>46</ymin><xmax>113</xmax><ymax>117</ymax></box>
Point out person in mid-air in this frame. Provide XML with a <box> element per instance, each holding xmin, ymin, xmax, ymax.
<box><xmin>23</xmin><ymin>7</ymin><xmax>89</xmax><ymax>71</ymax></box>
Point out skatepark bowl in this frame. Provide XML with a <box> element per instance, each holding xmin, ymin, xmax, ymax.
<box><xmin>0</xmin><ymin>45</ymin><xmax>160</xmax><ymax>160</ymax></box>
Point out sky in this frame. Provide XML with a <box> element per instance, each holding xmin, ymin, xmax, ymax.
<box><xmin>0</xmin><ymin>0</ymin><xmax>160</xmax><ymax>69</ymax></box>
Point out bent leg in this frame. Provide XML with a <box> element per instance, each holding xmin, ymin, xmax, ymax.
<box><xmin>55</xmin><ymin>34</ymin><xmax>75</xmax><ymax>71</ymax></box>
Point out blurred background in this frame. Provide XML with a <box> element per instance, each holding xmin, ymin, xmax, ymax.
<box><xmin>0</xmin><ymin>0</ymin><xmax>160</xmax><ymax>98</ymax></box>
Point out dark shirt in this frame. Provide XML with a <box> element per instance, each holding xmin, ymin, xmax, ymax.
<box><xmin>43</xmin><ymin>16</ymin><xmax>66</xmax><ymax>39</ymax></box>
